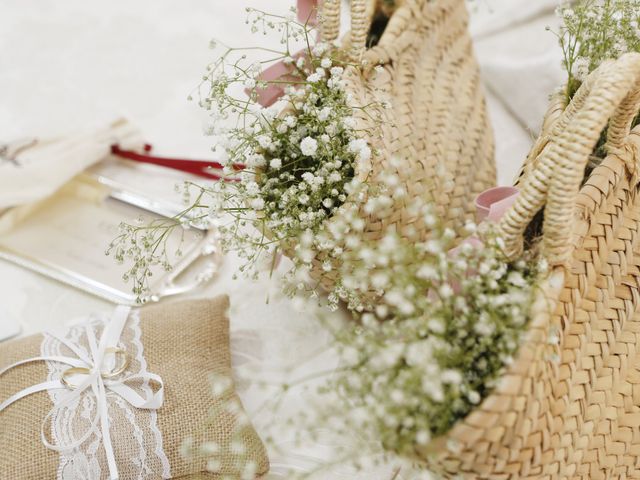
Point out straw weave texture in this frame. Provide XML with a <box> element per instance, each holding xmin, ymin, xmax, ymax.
<box><xmin>0</xmin><ymin>296</ymin><xmax>269</xmax><ymax>479</ymax></box>
<box><xmin>412</xmin><ymin>53</ymin><xmax>640</xmax><ymax>479</ymax></box>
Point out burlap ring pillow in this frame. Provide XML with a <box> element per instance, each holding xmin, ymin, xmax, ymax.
<box><xmin>0</xmin><ymin>296</ymin><xmax>269</xmax><ymax>479</ymax></box>
<box><xmin>303</xmin><ymin>0</ymin><xmax>496</xmax><ymax>290</ymax></box>
<box><xmin>414</xmin><ymin>53</ymin><xmax>640</xmax><ymax>479</ymax></box>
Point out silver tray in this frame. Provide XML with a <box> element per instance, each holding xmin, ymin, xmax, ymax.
<box><xmin>0</xmin><ymin>174</ymin><xmax>220</xmax><ymax>305</ymax></box>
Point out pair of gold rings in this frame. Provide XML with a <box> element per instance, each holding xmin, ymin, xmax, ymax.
<box><xmin>60</xmin><ymin>347</ymin><xmax>130</xmax><ymax>389</ymax></box>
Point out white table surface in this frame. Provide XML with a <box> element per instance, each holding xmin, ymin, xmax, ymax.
<box><xmin>0</xmin><ymin>1</ymin><xmax>563</xmax><ymax>478</ymax></box>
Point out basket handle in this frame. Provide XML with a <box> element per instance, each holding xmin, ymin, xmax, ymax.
<box><xmin>320</xmin><ymin>0</ymin><xmax>370</xmax><ymax>62</ymax></box>
<box><xmin>514</xmin><ymin>67</ymin><xmax>603</xmax><ymax>185</ymax></box>
<box><xmin>499</xmin><ymin>53</ymin><xmax>640</xmax><ymax>266</ymax></box>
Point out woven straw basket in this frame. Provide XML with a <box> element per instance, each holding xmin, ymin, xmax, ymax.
<box><xmin>297</xmin><ymin>0</ymin><xmax>496</xmax><ymax>290</ymax></box>
<box><xmin>415</xmin><ymin>53</ymin><xmax>640</xmax><ymax>479</ymax></box>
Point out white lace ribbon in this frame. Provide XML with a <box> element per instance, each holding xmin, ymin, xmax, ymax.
<box><xmin>0</xmin><ymin>306</ymin><xmax>165</xmax><ymax>480</ymax></box>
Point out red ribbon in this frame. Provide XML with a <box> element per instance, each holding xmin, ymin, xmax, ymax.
<box><xmin>110</xmin><ymin>144</ymin><xmax>243</xmax><ymax>182</ymax></box>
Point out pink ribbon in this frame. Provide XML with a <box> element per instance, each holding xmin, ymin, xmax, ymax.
<box><xmin>475</xmin><ymin>186</ymin><xmax>519</xmax><ymax>224</ymax></box>
<box><xmin>297</xmin><ymin>0</ymin><xmax>318</xmax><ymax>24</ymax></box>
<box><xmin>249</xmin><ymin>0</ymin><xmax>319</xmax><ymax>107</ymax></box>
<box><xmin>457</xmin><ymin>186</ymin><xmax>519</xmax><ymax>250</ymax></box>
<box><xmin>446</xmin><ymin>186</ymin><xmax>519</xmax><ymax>291</ymax></box>
<box><xmin>251</xmin><ymin>52</ymin><xmax>305</xmax><ymax>107</ymax></box>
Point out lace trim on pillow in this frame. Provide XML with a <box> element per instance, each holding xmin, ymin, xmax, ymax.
<box><xmin>41</xmin><ymin>310</ymin><xmax>172</xmax><ymax>480</ymax></box>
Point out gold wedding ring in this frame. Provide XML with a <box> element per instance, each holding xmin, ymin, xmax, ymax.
<box><xmin>61</xmin><ymin>367</ymin><xmax>92</xmax><ymax>389</ymax></box>
<box><xmin>60</xmin><ymin>348</ymin><xmax>131</xmax><ymax>389</ymax></box>
<box><xmin>101</xmin><ymin>347</ymin><xmax>130</xmax><ymax>379</ymax></box>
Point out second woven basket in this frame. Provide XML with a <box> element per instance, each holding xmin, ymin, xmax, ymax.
<box><xmin>415</xmin><ymin>53</ymin><xmax>640</xmax><ymax>479</ymax></box>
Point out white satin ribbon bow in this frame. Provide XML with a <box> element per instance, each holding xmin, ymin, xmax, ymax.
<box><xmin>0</xmin><ymin>306</ymin><xmax>164</xmax><ymax>480</ymax></box>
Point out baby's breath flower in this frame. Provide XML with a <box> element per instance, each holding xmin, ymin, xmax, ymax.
<box><xmin>269</xmin><ymin>158</ymin><xmax>281</xmax><ymax>169</ymax></box>
<box><xmin>256</xmin><ymin>134</ymin><xmax>272</xmax><ymax>149</ymax></box>
<box><xmin>311</xmin><ymin>42</ymin><xmax>328</xmax><ymax>56</ymax></box>
<box><xmin>305</xmin><ymin>200</ymin><xmax>539</xmax><ymax>457</ymax></box>
<box><xmin>299</xmin><ymin>136</ymin><xmax>318</xmax><ymax>156</ymax></box>
<box><xmin>317</xmin><ymin>106</ymin><xmax>331</xmax><ymax>121</ymax></box>
<box><xmin>556</xmin><ymin>0</ymin><xmax>640</xmax><ymax>99</ymax></box>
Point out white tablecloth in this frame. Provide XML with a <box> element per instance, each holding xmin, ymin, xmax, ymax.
<box><xmin>0</xmin><ymin>1</ymin><xmax>563</xmax><ymax>478</ymax></box>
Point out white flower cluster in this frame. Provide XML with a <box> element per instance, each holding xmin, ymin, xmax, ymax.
<box><xmin>307</xmin><ymin>198</ymin><xmax>541</xmax><ymax>455</ymax></box>
<box><xmin>550</xmin><ymin>0</ymin><xmax>640</xmax><ymax>164</ymax></box>
<box><xmin>209</xmin><ymin>56</ymin><xmax>364</xmax><ymax>274</ymax></box>
<box><xmin>555</xmin><ymin>0</ymin><xmax>640</xmax><ymax>92</ymax></box>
